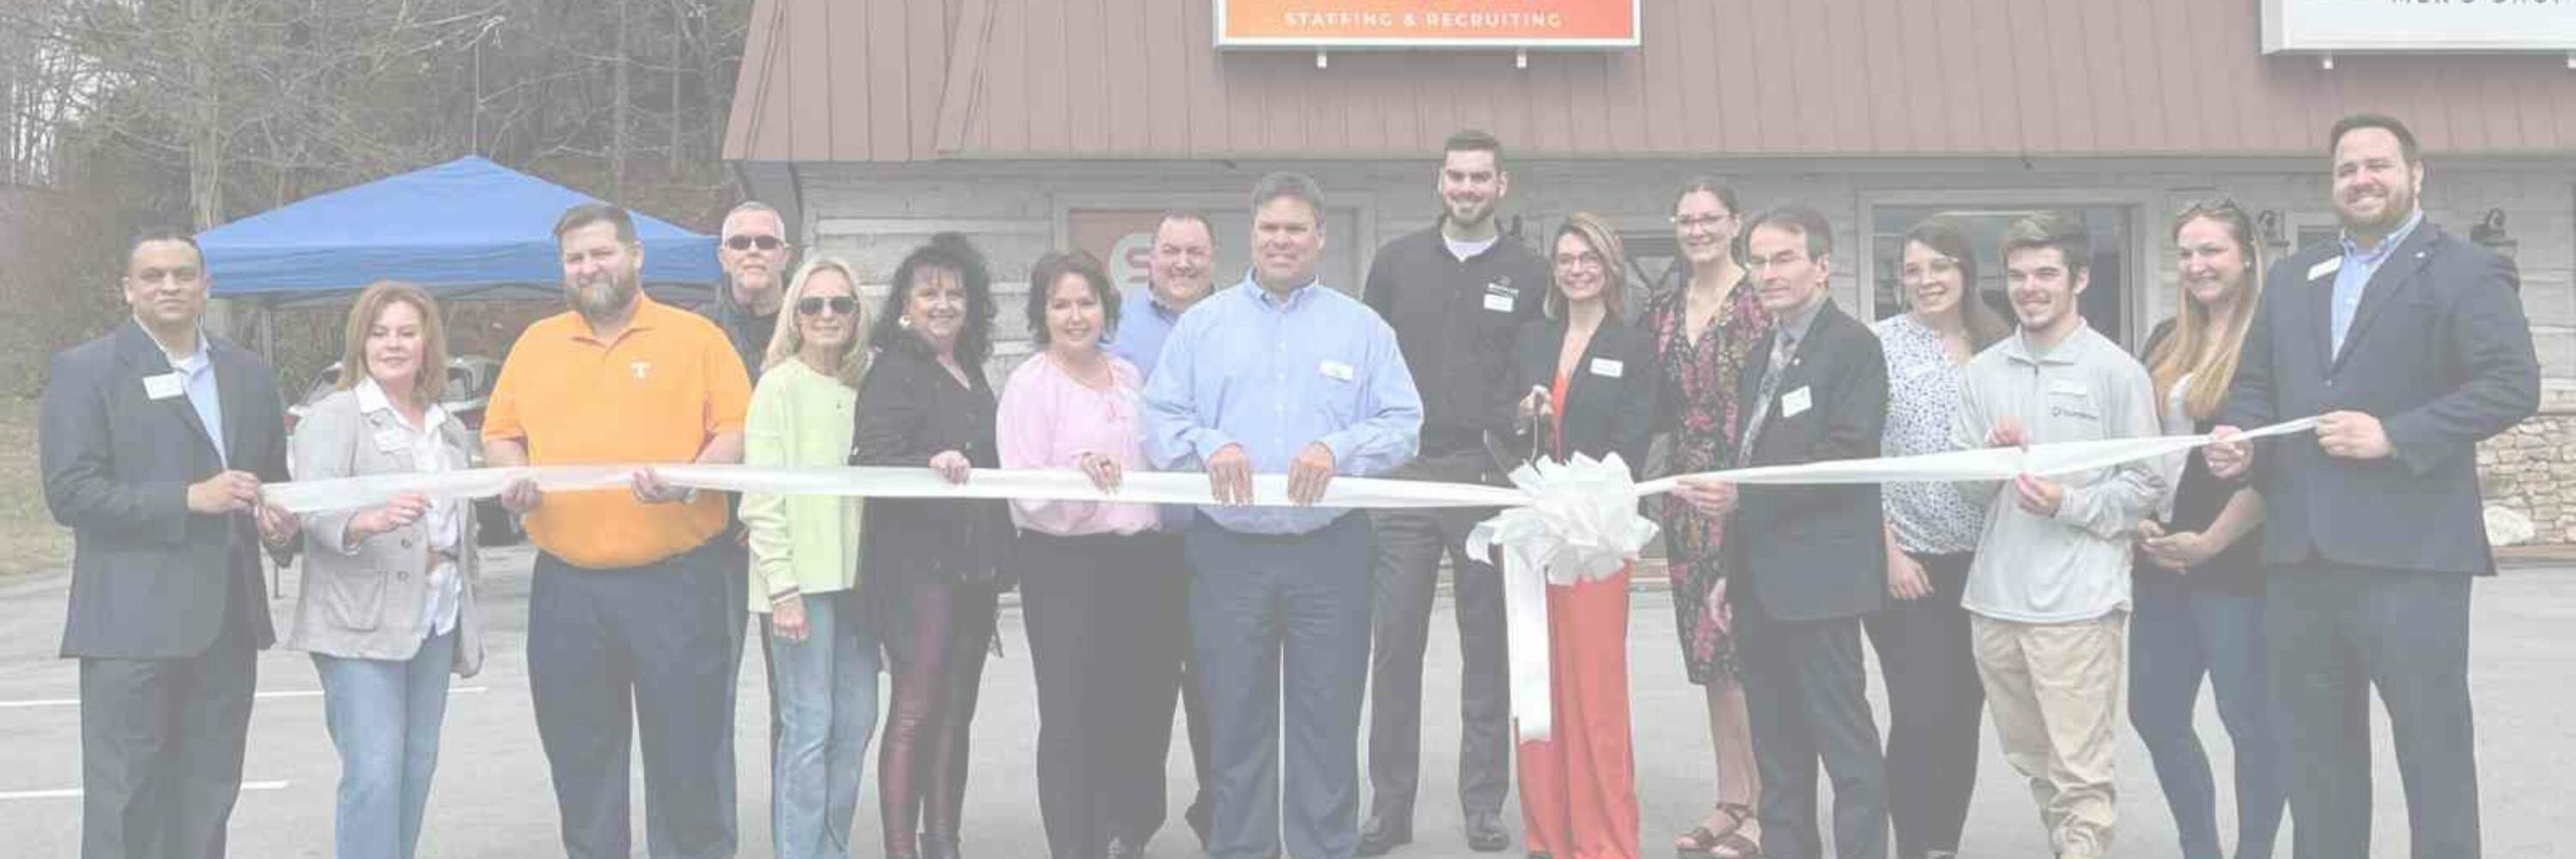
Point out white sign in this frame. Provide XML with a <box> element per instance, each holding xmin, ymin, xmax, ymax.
<box><xmin>2263</xmin><ymin>0</ymin><xmax>2576</xmax><ymax>53</ymax></box>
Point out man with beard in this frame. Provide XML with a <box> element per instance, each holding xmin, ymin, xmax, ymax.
<box><xmin>1103</xmin><ymin>210</ymin><xmax>1222</xmax><ymax>857</ymax></box>
<box><xmin>43</xmin><ymin>228</ymin><xmax>301</xmax><ymax>859</ymax></box>
<box><xmin>1355</xmin><ymin>129</ymin><xmax>1546</xmax><ymax>856</ymax></box>
<box><xmin>2208</xmin><ymin>113</ymin><xmax>2538</xmax><ymax>859</ymax></box>
<box><xmin>700</xmin><ymin>200</ymin><xmax>795</xmax><ymax>850</ymax></box>
<box><xmin>484</xmin><ymin>202</ymin><xmax>754</xmax><ymax>859</ymax></box>
<box><xmin>1952</xmin><ymin>213</ymin><xmax>2162</xmax><ymax>859</ymax></box>
<box><xmin>1145</xmin><ymin>172</ymin><xmax>1423</xmax><ymax>859</ymax></box>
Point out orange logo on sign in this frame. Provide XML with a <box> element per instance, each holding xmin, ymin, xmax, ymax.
<box><xmin>1219</xmin><ymin>0</ymin><xmax>1640</xmax><ymax>47</ymax></box>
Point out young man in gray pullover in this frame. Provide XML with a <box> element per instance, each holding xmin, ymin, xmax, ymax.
<box><xmin>1949</xmin><ymin>213</ymin><xmax>2164</xmax><ymax>859</ymax></box>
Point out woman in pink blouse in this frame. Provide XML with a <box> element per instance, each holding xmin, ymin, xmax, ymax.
<box><xmin>995</xmin><ymin>250</ymin><xmax>1170</xmax><ymax>859</ymax></box>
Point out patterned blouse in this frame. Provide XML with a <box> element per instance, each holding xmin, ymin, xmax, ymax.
<box><xmin>1873</xmin><ymin>314</ymin><xmax>1991</xmax><ymax>555</ymax></box>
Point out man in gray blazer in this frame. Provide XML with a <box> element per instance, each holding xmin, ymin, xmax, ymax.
<box><xmin>2211</xmin><ymin>113</ymin><xmax>2541</xmax><ymax>859</ymax></box>
<box><xmin>41</xmin><ymin>228</ymin><xmax>301</xmax><ymax>859</ymax></box>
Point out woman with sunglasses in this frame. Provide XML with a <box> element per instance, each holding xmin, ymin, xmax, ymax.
<box><xmin>1508</xmin><ymin>213</ymin><xmax>1658</xmax><ymax>859</ymax></box>
<box><xmin>997</xmin><ymin>250</ymin><xmax>1176</xmax><ymax>859</ymax></box>
<box><xmin>2130</xmin><ymin>199</ymin><xmax>2283</xmax><ymax>859</ymax></box>
<box><xmin>1866</xmin><ymin>217</ymin><xmax>2011</xmax><ymax>859</ymax></box>
<box><xmin>741</xmin><ymin>257</ymin><xmax>878</xmax><ymax>859</ymax></box>
<box><xmin>1645</xmin><ymin>178</ymin><xmax>1770</xmax><ymax>859</ymax></box>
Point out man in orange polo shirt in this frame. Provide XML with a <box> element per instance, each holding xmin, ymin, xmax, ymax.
<box><xmin>484</xmin><ymin>202</ymin><xmax>753</xmax><ymax>859</ymax></box>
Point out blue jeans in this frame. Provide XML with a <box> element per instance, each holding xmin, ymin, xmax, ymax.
<box><xmin>313</xmin><ymin>629</ymin><xmax>459</xmax><ymax>859</ymax></box>
<box><xmin>766</xmin><ymin>589</ymin><xmax>882</xmax><ymax>859</ymax></box>
<box><xmin>2129</xmin><ymin>576</ymin><xmax>2284</xmax><ymax>859</ymax></box>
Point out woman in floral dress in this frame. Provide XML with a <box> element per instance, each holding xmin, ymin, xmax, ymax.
<box><xmin>1646</xmin><ymin>178</ymin><xmax>1773</xmax><ymax>859</ymax></box>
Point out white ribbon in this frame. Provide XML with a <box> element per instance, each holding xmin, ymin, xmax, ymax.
<box><xmin>261</xmin><ymin>418</ymin><xmax>2319</xmax><ymax>744</ymax></box>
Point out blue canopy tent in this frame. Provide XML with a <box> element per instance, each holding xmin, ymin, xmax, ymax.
<box><xmin>201</xmin><ymin>155</ymin><xmax>720</xmax><ymax>307</ymax></box>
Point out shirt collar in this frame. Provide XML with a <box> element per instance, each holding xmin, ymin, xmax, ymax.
<box><xmin>1774</xmin><ymin>294</ymin><xmax>1828</xmax><ymax>345</ymax></box>
<box><xmin>568</xmin><ymin>294</ymin><xmax>665</xmax><ymax>344</ymax></box>
<box><xmin>2339</xmin><ymin>208</ymin><xmax>2424</xmax><ymax>263</ymax></box>
<box><xmin>1437</xmin><ymin>218</ymin><xmax>1503</xmax><ymax>262</ymax></box>
<box><xmin>2006</xmin><ymin>320</ymin><xmax>2096</xmax><ymax>365</ymax></box>
<box><xmin>137</xmin><ymin>321</ymin><xmax>211</xmax><ymax>371</ymax></box>
<box><xmin>1243</xmin><ymin>276</ymin><xmax>1325</xmax><ymax>310</ymax></box>
<box><xmin>355</xmin><ymin>375</ymin><xmax>449</xmax><ymax>432</ymax></box>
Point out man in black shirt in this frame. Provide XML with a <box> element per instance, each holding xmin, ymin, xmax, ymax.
<box><xmin>1358</xmin><ymin>130</ymin><xmax>1548</xmax><ymax>856</ymax></box>
<box><xmin>697</xmin><ymin>199</ymin><xmax>796</xmax><ymax>853</ymax></box>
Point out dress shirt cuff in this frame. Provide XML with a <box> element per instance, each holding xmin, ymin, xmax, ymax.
<box><xmin>1191</xmin><ymin>430</ymin><xmax>1241</xmax><ymax>466</ymax></box>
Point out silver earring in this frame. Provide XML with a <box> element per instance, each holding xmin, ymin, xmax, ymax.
<box><xmin>897</xmin><ymin>314</ymin><xmax>914</xmax><ymax>329</ymax></box>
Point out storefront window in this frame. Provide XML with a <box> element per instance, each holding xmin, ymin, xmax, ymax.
<box><xmin>1870</xmin><ymin>204</ymin><xmax>2136</xmax><ymax>345</ymax></box>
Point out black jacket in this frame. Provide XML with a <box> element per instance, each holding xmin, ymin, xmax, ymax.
<box><xmin>2219</xmin><ymin>222</ymin><xmax>2539</xmax><ymax>576</ymax></box>
<box><xmin>851</xmin><ymin>337</ymin><xmax>1010</xmax><ymax>586</ymax></box>
<box><xmin>1724</xmin><ymin>302</ymin><xmax>1890</xmax><ymax>623</ymax></box>
<box><xmin>42</xmin><ymin>320</ymin><xmax>293</xmax><ymax>658</ymax></box>
<box><xmin>1362</xmin><ymin>222</ymin><xmax>1549</xmax><ymax>457</ymax></box>
<box><xmin>1508</xmin><ymin>316</ymin><xmax>1658</xmax><ymax>472</ymax></box>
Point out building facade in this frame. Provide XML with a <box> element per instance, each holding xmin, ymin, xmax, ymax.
<box><xmin>725</xmin><ymin>0</ymin><xmax>2576</xmax><ymax>543</ymax></box>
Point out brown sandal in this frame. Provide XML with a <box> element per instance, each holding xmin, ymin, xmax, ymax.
<box><xmin>1674</xmin><ymin>803</ymin><xmax>1761</xmax><ymax>859</ymax></box>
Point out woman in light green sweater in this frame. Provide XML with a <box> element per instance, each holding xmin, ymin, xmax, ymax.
<box><xmin>740</xmin><ymin>255</ymin><xmax>876</xmax><ymax>859</ymax></box>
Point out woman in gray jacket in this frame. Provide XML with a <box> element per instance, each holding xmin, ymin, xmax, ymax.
<box><xmin>285</xmin><ymin>280</ymin><xmax>484</xmax><ymax>859</ymax></box>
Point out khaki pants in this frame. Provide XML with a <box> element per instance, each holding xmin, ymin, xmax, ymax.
<box><xmin>1970</xmin><ymin>611</ymin><xmax>2128</xmax><ymax>859</ymax></box>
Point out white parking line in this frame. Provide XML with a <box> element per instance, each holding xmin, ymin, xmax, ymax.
<box><xmin>0</xmin><ymin>686</ymin><xmax>487</xmax><ymax>710</ymax></box>
<box><xmin>0</xmin><ymin>780</ymin><xmax>289</xmax><ymax>801</ymax></box>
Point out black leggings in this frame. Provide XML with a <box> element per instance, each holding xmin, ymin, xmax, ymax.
<box><xmin>878</xmin><ymin>576</ymin><xmax>998</xmax><ymax>856</ymax></box>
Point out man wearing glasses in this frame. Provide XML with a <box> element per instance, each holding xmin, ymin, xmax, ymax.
<box><xmin>699</xmin><ymin>198</ymin><xmax>797</xmax><ymax>854</ymax></box>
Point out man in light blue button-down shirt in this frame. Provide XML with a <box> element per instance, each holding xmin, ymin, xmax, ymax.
<box><xmin>1144</xmin><ymin>173</ymin><xmax>1422</xmax><ymax>859</ymax></box>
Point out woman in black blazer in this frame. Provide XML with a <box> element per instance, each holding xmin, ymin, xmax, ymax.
<box><xmin>852</xmin><ymin>233</ymin><xmax>1012</xmax><ymax>859</ymax></box>
<box><xmin>1504</xmin><ymin>213</ymin><xmax>1658</xmax><ymax>859</ymax></box>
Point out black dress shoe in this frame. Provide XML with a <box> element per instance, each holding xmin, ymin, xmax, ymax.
<box><xmin>1462</xmin><ymin>811</ymin><xmax>1511</xmax><ymax>853</ymax></box>
<box><xmin>1357</xmin><ymin>815</ymin><xmax>1413</xmax><ymax>857</ymax></box>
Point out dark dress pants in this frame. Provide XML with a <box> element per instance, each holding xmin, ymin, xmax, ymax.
<box><xmin>2268</xmin><ymin>561</ymin><xmax>2478</xmax><ymax>859</ymax></box>
<box><xmin>1366</xmin><ymin>452</ymin><xmax>1511</xmax><ymax>827</ymax></box>
<box><xmin>1862</xmin><ymin>551</ymin><xmax>1981</xmax><ymax>859</ymax></box>
<box><xmin>1188</xmin><ymin>513</ymin><xmax>1376</xmax><ymax>859</ymax></box>
<box><xmin>1739</xmin><ymin>590</ymin><xmax>1890</xmax><ymax>859</ymax></box>
<box><xmin>1020</xmin><ymin>532</ymin><xmax>1185</xmax><ymax>859</ymax></box>
<box><xmin>1116</xmin><ymin>532</ymin><xmax>1212</xmax><ymax>846</ymax></box>
<box><xmin>526</xmin><ymin>543</ymin><xmax>735</xmax><ymax>859</ymax></box>
<box><xmin>79</xmin><ymin>564</ymin><xmax>260</xmax><ymax>859</ymax></box>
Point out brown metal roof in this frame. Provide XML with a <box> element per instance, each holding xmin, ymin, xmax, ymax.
<box><xmin>722</xmin><ymin>0</ymin><xmax>2576</xmax><ymax>163</ymax></box>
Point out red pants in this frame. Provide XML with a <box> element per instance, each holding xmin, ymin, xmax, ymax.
<box><xmin>1515</xmin><ymin>569</ymin><xmax>1639</xmax><ymax>859</ymax></box>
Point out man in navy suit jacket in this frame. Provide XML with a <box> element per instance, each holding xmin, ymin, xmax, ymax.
<box><xmin>42</xmin><ymin>229</ymin><xmax>301</xmax><ymax>859</ymax></box>
<box><xmin>2210</xmin><ymin>113</ymin><xmax>2539</xmax><ymax>859</ymax></box>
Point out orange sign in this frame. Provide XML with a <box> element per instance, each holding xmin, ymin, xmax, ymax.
<box><xmin>1218</xmin><ymin>0</ymin><xmax>1639</xmax><ymax>47</ymax></box>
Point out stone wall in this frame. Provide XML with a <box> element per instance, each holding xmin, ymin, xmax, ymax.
<box><xmin>2481</xmin><ymin>411</ymin><xmax>2576</xmax><ymax>546</ymax></box>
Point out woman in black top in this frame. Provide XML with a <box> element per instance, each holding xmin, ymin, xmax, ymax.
<box><xmin>1504</xmin><ymin>213</ymin><xmax>1657</xmax><ymax>859</ymax></box>
<box><xmin>853</xmin><ymin>233</ymin><xmax>1012</xmax><ymax>859</ymax></box>
<box><xmin>2132</xmin><ymin>198</ymin><xmax>2284</xmax><ymax>859</ymax></box>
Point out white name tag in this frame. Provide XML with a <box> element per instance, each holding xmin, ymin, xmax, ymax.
<box><xmin>142</xmin><ymin>373</ymin><xmax>184</xmax><ymax>400</ymax></box>
<box><xmin>1482</xmin><ymin>292</ymin><xmax>1515</xmax><ymax>313</ymax></box>
<box><xmin>374</xmin><ymin>428</ymin><xmax>410</xmax><ymax>453</ymax></box>
<box><xmin>1318</xmin><ymin>359</ymin><xmax>1356</xmax><ymax>381</ymax></box>
<box><xmin>2306</xmin><ymin>257</ymin><xmax>2342</xmax><ymax>281</ymax></box>
<box><xmin>1781</xmin><ymin>386</ymin><xmax>1813</xmax><ymax>418</ymax></box>
<box><xmin>1589</xmin><ymin>357</ymin><xmax>1624</xmax><ymax>378</ymax></box>
<box><xmin>2050</xmin><ymin>378</ymin><xmax>2088</xmax><ymax>396</ymax></box>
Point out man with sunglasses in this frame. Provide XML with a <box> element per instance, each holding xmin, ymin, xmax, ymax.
<box><xmin>698</xmin><ymin>198</ymin><xmax>796</xmax><ymax>855</ymax></box>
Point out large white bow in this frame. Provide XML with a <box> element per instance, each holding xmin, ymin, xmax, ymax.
<box><xmin>1465</xmin><ymin>454</ymin><xmax>1661</xmax><ymax>742</ymax></box>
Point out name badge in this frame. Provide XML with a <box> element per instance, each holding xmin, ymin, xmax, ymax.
<box><xmin>2306</xmin><ymin>257</ymin><xmax>2342</xmax><ymax>281</ymax></box>
<box><xmin>1481</xmin><ymin>292</ymin><xmax>1515</xmax><ymax>313</ymax></box>
<box><xmin>1780</xmin><ymin>386</ymin><xmax>1813</xmax><ymax>418</ymax></box>
<box><xmin>1319</xmin><ymin>359</ymin><xmax>1356</xmax><ymax>381</ymax></box>
<box><xmin>1589</xmin><ymin>357</ymin><xmax>1624</xmax><ymax>378</ymax></box>
<box><xmin>374</xmin><ymin>428</ymin><xmax>410</xmax><ymax>453</ymax></box>
<box><xmin>2049</xmin><ymin>378</ymin><xmax>2088</xmax><ymax>396</ymax></box>
<box><xmin>142</xmin><ymin>373</ymin><xmax>185</xmax><ymax>400</ymax></box>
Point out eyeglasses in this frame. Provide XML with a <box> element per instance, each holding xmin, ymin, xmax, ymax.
<box><xmin>1554</xmin><ymin>252</ymin><xmax>1607</xmax><ymax>271</ymax></box>
<box><xmin>725</xmin><ymin>235</ymin><xmax>786</xmax><ymax>252</ymax></box>
<box><xmin>1670</xmin><ymin>212</ymin><xmax>1734</xmax><ymax>229</ymax></box>
<box><xmin>796</xmin><ymin>295</ymin><xmax>856</xmax><ymax>316</ymax></box>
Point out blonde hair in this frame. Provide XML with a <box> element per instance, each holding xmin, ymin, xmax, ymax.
<box><xmin>2148</xmin><ymin>199</ymin><xmax>2267</xmax><ymax>420</ymax></box>
<box><xmin>1546</xmin><ymin>212</ymin><xmax>1629</xmax><ymax>321</ymax></box>
<box><xmin>762</xmin><ymin>256</ymin><xmax>872</xmax><ymax>387</ymax></box>
<box><xmin>337</xmin><ymin>281</ymin><xmax>447</xmax><ymax>406</ymax></box>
